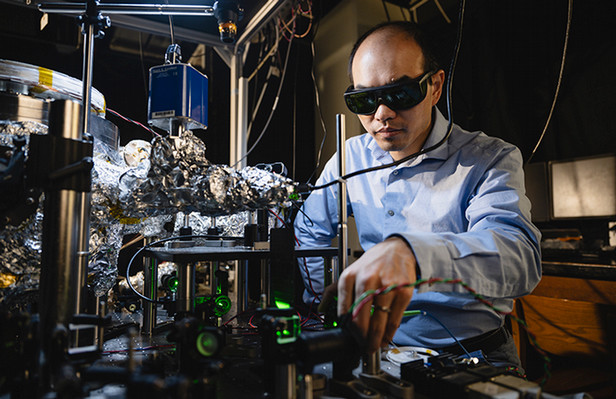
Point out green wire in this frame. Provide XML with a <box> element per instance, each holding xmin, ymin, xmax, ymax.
<box><xmin>403</xmin><ymin>310</ymin><xmax>421</xmax><ymax>317</ymax></box>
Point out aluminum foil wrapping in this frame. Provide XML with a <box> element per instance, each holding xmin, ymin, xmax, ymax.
<box><xmin>2</xmin><ymin>127</ymin><xmax>295</xmax><ymax>308</ymax></box>
<box><xmin>0</xmin><ymin>209</ymin><xmax>43</xmax><ymax>309</ymax></box>
<box><xmin>172</xmin><ymin>211</ymin><xmax>250</xmax><ymax>238</ymax></box>
<box><xmin>172</xmin><ymin>211</ymin><xmax>278</xmax><ymax>239</ymax></box>
<box><xmin>88</xmin><ymin>223</ymin><xmax>122</xmax><ymax>298</ymax></box>
<box><xmin>118</xmin><ymin>262</ymin><xmax>177</xmax><ymax>294</ymax></box>
<box><xmin>118</xmin><ymin>130</ymin><xmax>295</xmax><ymax>218</ymax></box>
<box><xmin>0</xmin><ymin>120</ymin><xmax>47</xmax><ymax>146</ymax></box>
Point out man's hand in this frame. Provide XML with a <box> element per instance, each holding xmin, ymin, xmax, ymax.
<box><xmin>337</xmin><ymin>236</ymin><xmax>417</xmax><ymax>353</ymax></box>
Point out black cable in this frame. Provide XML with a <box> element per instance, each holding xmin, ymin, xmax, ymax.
<box><xmin>305</xmin><ymin>1</ymin><xmax>328</xmax><ymax>184</ymax></box>
<box><xmin>308</xmin><ymin>0</ymin><xmax>467</xmax><ymax>192</ymax></box>
<box><xmin>125</xmin><ymin>234</ymin><xmax>242</xmax><ymax>303</ymax></box>
<box><xmin>382</xmin><ymin>0</ymin><xmax>391</xmax><ymax>21</ymax></box>
<box><xmin>306</xmin><ymin>40</ymin><xmax>329</xmax><ymax>184</ymax></box>
<box><xmin>525</xmin><ymin>0</ymin><xmax>572</xmax><ymax>165</ymax></box>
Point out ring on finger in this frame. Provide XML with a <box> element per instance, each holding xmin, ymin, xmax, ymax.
<box><xmin>373</xmin><ymin>304</ymin><xmax>391</xmax><ymax>313</ymax></box>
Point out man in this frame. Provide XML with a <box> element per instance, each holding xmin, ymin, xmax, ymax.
<box><xmin>294</xmin><ymin>21</ymin><xmax>541</xmax><ymax>368</ymax></box>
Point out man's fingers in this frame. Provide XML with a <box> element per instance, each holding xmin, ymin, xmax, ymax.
<box><xmin>382</xmin><ymin>286</ymin><xmax>413</xmax><ymax>344</ymax></box>
<box><xmin>336</xmin><ymin>272</ymin><xmax>355</xmax><ymax>317</ymax></box>
<box><xmin>367</xmin><ymin>303</ymin><xmax>389</xmax><ymax>352</ymax></box>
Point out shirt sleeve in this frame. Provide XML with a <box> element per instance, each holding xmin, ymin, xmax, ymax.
<box><xmin>294</xmin><ymin>156</ymin><xmax>341</xmax><ymax>303</ymax></box>
<box><xmin>394</xmin><ymin>145</ymin><xmax>542</xmax><ymax>299</ymax></box>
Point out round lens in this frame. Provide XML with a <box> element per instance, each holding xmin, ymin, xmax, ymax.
<box><xmin>196</xmin><ymin>331</ymin><xmax>219</xmax><ymax>357</ymax></box>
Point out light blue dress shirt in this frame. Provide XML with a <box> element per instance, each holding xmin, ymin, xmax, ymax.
<box><xmin>294</xmin><ymin>108</ymin><xmax>542</xmax><ymax>349</ymax></box>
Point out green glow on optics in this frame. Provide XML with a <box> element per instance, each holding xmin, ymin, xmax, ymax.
<box><xmin>275</xmin><ymin>299</ymin><xmax>291</xmax><ymax>309</ymax></box>
<box><xmin>196</xmin><ymin>331</ymin><xmax>218</xmax><ymax>357</ymax></box>
<box><xmin>214</xmin><ymin>295</ymin><xmax>232</xmax><ymax>316</ymax></box>
<box><xmin>276</xmin><ymin>315</ymin><xmax>301</xmax><ymax>345</ymax></box>
<box><xmin>168</xmin><ymin>277</ymin><xmax>179</xmax><ymax>292</ymax></box>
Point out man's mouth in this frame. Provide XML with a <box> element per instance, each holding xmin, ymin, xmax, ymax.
<box><xmin>376</xmin><ymin>128</ymin><xmax>402</xmax><ymax>139</ymax></box>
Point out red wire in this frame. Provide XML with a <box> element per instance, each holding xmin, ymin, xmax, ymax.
<box><xmin>107</xmin><ymin>107</ymin><xmax>161</xmax><ymax>137</ymax></box>
<box><xmin>248</xmin><ymin>313</ymin><xmax>258</xmax><ymax>329</ymax></box>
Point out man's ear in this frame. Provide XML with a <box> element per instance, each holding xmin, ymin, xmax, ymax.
<box><xmin>430</xmin><ymin>69</ymin><xmax>446</xmax><ymax>106</ymax></box>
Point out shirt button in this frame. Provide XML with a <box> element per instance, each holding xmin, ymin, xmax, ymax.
<box><xmin>388</xmin><ymin>210</ymin><xmax>395</xmax><ymax>216</ymax></box>
<box><xmin>393</xmin><ymin>170</ymin><xmax>399</xmax><ymax>176</ymax></box>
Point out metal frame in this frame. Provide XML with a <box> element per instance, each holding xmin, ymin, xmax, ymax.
<box><xmin>227</xmin><ymin>0</ymin><xmax>291</xmax><ymax>168</ymax></box>
<box><xmin>37</xmin><ymin>0</ymin><xmax>291</xmax><ymax>167</ymax></box>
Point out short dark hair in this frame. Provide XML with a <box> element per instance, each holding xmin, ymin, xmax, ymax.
<box><xmin>347</xmin><ymin>21</ymin><xmax>440</xmax><ymax>85</ymax></box>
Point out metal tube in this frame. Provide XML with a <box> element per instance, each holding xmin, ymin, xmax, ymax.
<box><xmin>336</xmin><ymin>114</ymin><xmax>348</xmax><ymax>277</ymax></box>
<box><xmin>237</xmin><ymin>260</ymin><xmax>248</xmax><ymax>314</ymax></box>
<box><xmin>38</xmin><ymin>100</ymin><xmax>84</xmax><ymax>385</ymax></box>
<box><xmin>299</xmin><ymin>373</ymin><xmax>313</xmax><ymax>399</ymax></box>
<box><xmin>176</xmin><ymin>262</ymin><xmax>195</xmax><ymax>314</ymax></box>
<box><xmin>142</xmin><ymin>238</ymin><xmax>158</xmax><ymax>336</ymax></box>
<box><xmin>229</xmin><ymin>54</ymin><xmax>239</xmax><ymax>167</ymax></box>
<box><xmin>234</xmin><ymin>0</ymin><xmax>289</xmax><ymax>51</ymax></box>
<box><xmin>229</xmin><ymin>52</ymin><xmax>249</xmax><ymax>169</ymax></box>
<box><xmin>362</xmin><ymin>349</ymin><xmax>381</xmax><ymax>375</ymax></box>
<box><xmin>38</xmin><ymin>2</ymin><xmax>214</xmax><ymax>15</ymax></box>
<box><xmin>275</xmin><ymin>363</ymin><xmax>297</xmax><ymax>399</ymax></box>
<box><xmin>260</xmin><ymin>259</ymin><xmax>270</xmax><ymax>307</ymax></box>
<box><xmin>81</xmin><ymin>23</ymin><xmax>94</xmax><ymax>138</ymax></box>
<box><xmin>96</xmin><ymin>297</ymin><xmax>106</xmax><ymax>351</ymax></box>
<box><xmin>72</xmin><ymin>21</ymin><xmax>95</xmax><ymax>347</ymax></box>
<box><xmin>74</xmin><ymin>193</ymin><xmax>90</xmax><ymax>317</ymax></box>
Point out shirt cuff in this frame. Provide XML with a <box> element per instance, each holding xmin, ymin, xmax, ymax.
<box><xmin>386</xmin><ymin>232</ymin><xmax>455</xmax><ymax>293</ymax></box>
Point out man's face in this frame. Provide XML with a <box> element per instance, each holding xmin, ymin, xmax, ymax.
<box><xmin>351</xmin><ymin>30</ymin><xmax>444</xmax><ymax>161</ymax></box>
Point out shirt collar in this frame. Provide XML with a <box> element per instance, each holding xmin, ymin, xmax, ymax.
<box><xmin>368</xmin><ymin>107</ymin><xmax>451</xmax><ymax>166</ymax></box>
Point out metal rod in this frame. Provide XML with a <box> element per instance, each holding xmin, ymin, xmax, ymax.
<box><xmin>260</xmin><ymin>258</ymin><xmax>270</xmax><ymax>307</ymax></box>
<box><xmin>72</xmin><ymin>13</ymin><xmax>95</xmax><ymax>349</ymax></box>
<box><xmin>96</xmin><ymin>297</ymin><xmax>106</xmax><ymax>351</ymax></box>
<box><xmin>237</xmin><ymin>260</ymin><xmax>248</xmax><ymax>313</ymax></box>
<box><xmin>38</xmin><ymin>99</ymin><xmax>83</xmax><ymax>387</ymax></box>
<box><xmin>229</xmin><ymin>53</ymin><xmax>249</xmax><ymax>169</ymax></box>
<box><xmin>38</xmin><ymin>2</ymin><xmax>214</xmax><ymax>16</ymax></box>
<box><xmin>142</xmin><ymin>238</ymin><xmax>158</xmax><ymax>336</ymax></box>
<box><xmin>275</xmin><ymin>363</ymin><xmax>297</xmax><ymax>399</ymax></box>
<box><xmin>234</xmin><ymin>0</ymin><xmax>289</xmax><ymax>52</ymax></box>
<box><xmin>336</xmin><ymin>114</ymin><xmax>348</xmax><ymax>277</ymax></box>
<box><xmin>80</xmin><ymin>23</ymin><xmax>94</xmax><ymax>137</ymax></box>
<box><xmin>362</xmin><ymin>349</ymin><xmax>381</xmax><ymax>375</ymax></box>
<box><xmin>176</xmin><ymin>262</ymin><xmax>195</xmax><ymax>314</ymax></box>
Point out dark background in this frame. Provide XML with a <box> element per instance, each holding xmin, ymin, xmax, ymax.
<box><xmin>2</xmin><ymin>0</ymin><xmax>616</xmax><ymax>206</ymax></box>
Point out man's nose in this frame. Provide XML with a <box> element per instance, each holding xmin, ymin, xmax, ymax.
<box><xmin>374</xmin><ymin>101</ymin><xmax>396</xmax><ymax>121</ymax></box>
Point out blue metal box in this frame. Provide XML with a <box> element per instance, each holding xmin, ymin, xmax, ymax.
<box><xmin>148</xmin><ymin>63</ymin><xmax>208</xmax><ymax>131</ymax></box>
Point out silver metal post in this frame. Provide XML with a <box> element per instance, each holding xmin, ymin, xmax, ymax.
<box><xmin>38</xmin><ymin>2</ymin><xmax>215</xmax><ymax>15</ymax></box>
<box><xmin>96</xmin><ymin>297</ymin><xmax>106</xmax><ymax>351</ymax></box>
<box><xmin>74</xmin><ymin>19</ymin><xmax>95</xmax><ymax>331</ymax></box>
<box><xmin>299</xmin><ymin>373</ymin><xmax>313</xmax><ymax>399</ymax></box>
<box><xmin>37</xmin><ymin>99</ymin><xmax>84</xmax><ymax>386</ymax></box>
<box><xmin>276</xmin><ymin>363</ymin><xmax>297</xmax><ymax>399</ymax></box>
<box><xmin>142</xmin><ymin>237</ymin><xmax>158</xmax><ymax>336</ymax></box>
<box><xmin>229</xmin><ymin>51</ymin><xmax>249</xmax><ymax>169</ymax></box>
<box><xmin>260</xmin><ymin>258</ymin><xmax>270</xmax><ymax>307</ymax></box>
<box><xmin>80</xmin><ymin>23</ymin><xmax>94</xmax><ymax>138</ymax></box>
<box><xmin>336</xmin><ymin>114</ymin><xmax>348</xmax><ymax>278</ymax></box>
<box><xmin>176</xmin><ymin>262</ymin><xmax>196</xmax><ymax>314</ymax></box>
<box><xmin>362</xmin><ymin>349</ymin><xmax>381</xmax><ymax>375</ymax></box>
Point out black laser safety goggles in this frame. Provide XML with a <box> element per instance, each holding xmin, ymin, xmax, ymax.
<box><xmin>343</xmin><ymin>70</ymin><xmax>437</xmax><ymax>115</ymax></box>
